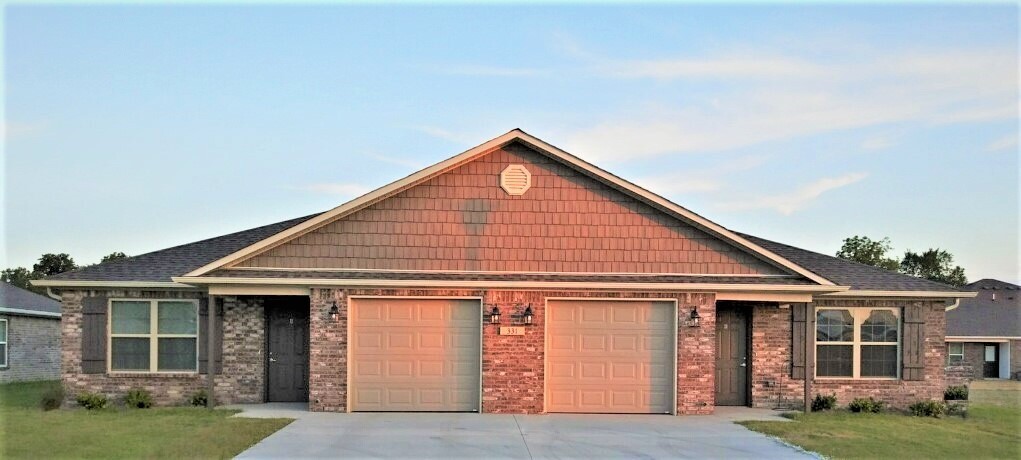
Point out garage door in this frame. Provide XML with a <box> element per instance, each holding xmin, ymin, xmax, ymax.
<box><xmin>547</xmin><ymin>300</ymin><xmax>675</xmax><ymax>414</ymax></box>
<box><xmin>350</xmin><ymin>298</ymin><xmax>481</xmax><ymax>412</ymax></box>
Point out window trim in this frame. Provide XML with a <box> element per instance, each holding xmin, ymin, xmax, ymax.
<box><xmin>815</xmin><ymin>307</ymin><xmax>901</xmax><ymax>380</ymax></box>
<box><xmin>0</xmin><ymin>318</ymin><xmax>8</xmax><ymax>368</ymax></box>
<box><xmin>947</xmin><ymin>342</ymin><xmax>964</xmax><ymax>364</ymax></box>
<box><xmin>107</xmin><ymin>299</ymin><xmax>199</xmax><ymax>374</ymax></box>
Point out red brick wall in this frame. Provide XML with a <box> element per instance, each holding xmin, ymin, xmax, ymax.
<box><xmin>239</xmin><ymin>142</ymin><xmax>780</xmax><ymax>275</ymax></box>
<box><xmin>749</xmin><ymin>299</ymin><xmax>948</xmax><ymax>410</ymax></box>
<box><xmin>307</xmin><ymin>288</ymin><xmax>716</xmax><ymax>415</ymax></box>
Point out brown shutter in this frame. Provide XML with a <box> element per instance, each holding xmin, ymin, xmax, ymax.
<box><xmin>902</xmin><ymin>304</ymin><xmax>926</xmax><ymax>381</ymax></box>
<box><xmin>81</xmin><ymin>295</ymin><xmax>108</xmax><ymax>374</ymax></box>
<box><xmin>198</xmin><ymin>298</ymin><xmax>224</xmax><ymax>374</ymax></box>
<box><xmin>791</xmin><ymin>303</ymin><xmax>806</xmax><ymax>380</ymax></box>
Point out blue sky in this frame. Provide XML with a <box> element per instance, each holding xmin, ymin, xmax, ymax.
<box><xmin>3</xmin><ymin>3</ymin><xmax>1018</xmax><ymax>283</ymax></box>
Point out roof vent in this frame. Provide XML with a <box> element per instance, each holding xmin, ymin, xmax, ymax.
<box><xmin>500</xmin><ymin>164</ymin><xmax>531</xmax><ymax>196</ymax></box>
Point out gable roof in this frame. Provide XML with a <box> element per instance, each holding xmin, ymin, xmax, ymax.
<box><xmin>180</xmin><ymin>129</ymin><xmax>834</xmax><ymax>285</ymax></box>
<box><xmin>946</xmin><ymin>279</ymin><xmax>1021</xmax><ymax>338</ymax></box>
<box><xmin>1</xmin><ymin>282</ymin><xmax>61</xmax><ymax>318</ymax></box>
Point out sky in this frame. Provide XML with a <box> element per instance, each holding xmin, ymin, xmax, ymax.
<box><xmin>3</xmin><ymin>3</ymin><xmax>1018</xmax><ymax>283</ymax></box>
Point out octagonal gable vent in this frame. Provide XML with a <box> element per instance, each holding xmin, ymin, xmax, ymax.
<box><xmin>500</xmin><ymin>164</ymin><xmax>532</xmax><ymax>195</ymax></box>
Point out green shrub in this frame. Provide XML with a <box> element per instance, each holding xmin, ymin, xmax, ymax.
<box><xmin>944</xmin><ymin>385</ymin><xmax>968</xmax><ymax>401</ymax></box>
<box><xmin>124</xmin><ymin>388</ymin><xmax>153</xmax><ymax>409</ymax></box>
<box><xmin>75</xmin><ymin>392</ymin><xmax>108</xmax><ymax>410</ymax></box>
<box><xmin>847</xmin><ymin>397</ymin><xmax>884</xmax><ymax>413</ymax></box>
<box><xmin>947</xmin><ymin>401</ymin><xmax>968</xmax><ymax>417</ymax></box>
<box><xmin>909</xmin><ymin>400</ymin><xmax>948</xmax><ymax>418</ymax></box>
<box><xmin>811</xmin><ymin>394</ymin><xmax>837</xmax><ymax>412</ymax></box>
<box><xmin>40</xmin><ymin>386</ymin><xmax>65</xmax><ymax>411</ymax></box>
<box><xmin>189</xmin><ymin>389</ymin><xmax>208</xmax><ymax>407</ymax></box>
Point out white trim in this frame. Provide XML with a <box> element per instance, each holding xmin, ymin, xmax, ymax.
<box><xmin>31</xmin><ymin>280</ymin><xmax>197</xmax><ymax>289</ymax></box>
<box><xmin>715</xmin><ymin>292</ymin><xmax>813</xmax><ymax>302</ymax></box>
<box><xmin>207</xmin><ymin>285</ymin><xmax>310</xmax><ymax>296</ymax></box>
<box><xmin>172</xmin><ymin>276</ymin><xmax>849</xmax><ymax>293</ymax></box>
<box><xmin>0</xmin><ymin>307</ymin><xmax>61</xmax><ymax>319</ymax></box>
<box><xmin>223</xmin><ymin>266</ymin><xmax>801</xmax><ymax>278</ymax></box>
<box><xmin>947</xmin><ymin>342</ymin><xmax>965</xmax><ymax>364</ymax></box>
<box><xmin>814</xmin><ymin>307</ymin><xmax>901</xmax><ymax>380</ymax></box>
<box><xmin>945</xmin><ymin>336</ymin><xmax>1019</xmax><ymax>342</ymax></box>
<box><xmin>0</xmin><ymin>318</ymin><xmax>7</xmax><ymax>368</ymax></box>
<box><xmin>181</xmin><ymin>129</ymin><xmax>834</xmax><ymax>286</ymax></box>
<box><xmin>821</xmin><ymin>290</ymin><xmax>976</xmax><ymax>299</ymax></box>
<box><xmin>107</xmin><ymin>299</ymin><xmax>200</xmax><ymax>374</ymax></box>
<box><xmin>544</xmin><ymin>298</ymin><xmax>679</xmax><ymax>415</ymax></box>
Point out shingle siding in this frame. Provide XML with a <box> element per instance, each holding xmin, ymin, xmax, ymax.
<box><xmin>0</xmin><ymin>314</ymin><xmax>61</xmax><ymax>383</ymax></box>
<box><xmin>239</xmin><ymin>142</ymin><xmax>783</xmax><ymax>275</ymax></box>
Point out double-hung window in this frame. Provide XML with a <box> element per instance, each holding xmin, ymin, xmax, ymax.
<box><xmin>947</xmin><ymin>343</ymin><xmax>964</xmax><ymax>364</ymax></box>
<box><xmin>0</xmin><ymin>318</ymin><xmax>7</xmax><ymax>367</ymax></box>
<box><xmin>816</xmin><ymin>308</ymin><xmax>900</xmax><ymax>379</ymax></box>
<box><xmin>109</xmin><ymin>300</ymin><xmax>198</xmax><ymax>373</ymax></box>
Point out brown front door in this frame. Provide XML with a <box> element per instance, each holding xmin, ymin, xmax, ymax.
<box><xmin>715</xmin><ymin>306</ymin><xmax>749</xmax><ymax>406</ymax></box>
<box><xmin>983</xmin><ymin>344</ymin><xmax>1000</xmax><ymax>379</ymax></box>
<box><xmin>267</xmin><ymin>298</ymin><xmax>310</xmax><ymax>402</ymax></box>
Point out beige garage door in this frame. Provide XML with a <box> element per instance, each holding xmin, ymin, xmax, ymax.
<box><xmin>350</xmin><ymin>298</ymin><xmax>481</xmax><ymax>412</ymax></box>
<box><xmin>547</xmin><ymin>300</ymin><xmax>675</xmax><ymax>414</ymax></box>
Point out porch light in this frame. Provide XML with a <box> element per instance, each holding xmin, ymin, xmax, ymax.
<box><xmin>686</xmin><ymin>307</ymin><xmax>701</xmax><ymax>328</ymax></box>
<box><xmin>489</xmin><ymin>306</ymin><xmax>501</xmax><ymax>324</ymax></box>
<box><xmin>522</xmin><ymin>305</ymin><xmax>534</xmax><ymax>325</ymax></box>
<box><xmin>328</xmin><ymin>304</ymin><xmax>339</xmax><ymax>322</ymax></box>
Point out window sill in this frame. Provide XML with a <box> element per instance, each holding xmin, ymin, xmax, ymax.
<box><xmin>106</xmin><ymin>372</ymin><xmax>200</xmax><ymax>378</ymax></box>
<box><xmin>814</xmin><ymin>377</ymin><xmax>901</xmax><ymax>383</ymax></box>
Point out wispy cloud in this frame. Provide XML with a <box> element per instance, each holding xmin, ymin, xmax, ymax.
<box><xmin>413</xmin><ymin>125</ymin><xmax>476</xmax><ymax>145</ymax></box>
<box><xmin>2</xmin><ymin>121</ymin><xmax>45</xmax><ymax>140</ymax></box>
<box><xmin>440</xmin><ymin>64</ymin><xmax>547</xmax><ymax>78</ymax></box>
<box><xmin>634</xmin><ymin>155</ymin><xmax>768</xmax><ymax>195</ymax></box>
<box><xmin>596</xmin><ymin>56</ymin><xmax>828</xmax><ymax>80</ymax></box>
<box><xmin>717</xmin><ymin>172</ymin><xmax>868</xmax><ymax>215</ymax></box>
<box><xmin>985</xmin><ymin>133</ymin><xmax>1019</xmax><ymax>152</ymax></box>
<box><xmin>861</xmin><ymin>135</ymin><xmax>895</xmax><ymax>151</ymax></box>
<box><xmin>365</xmin><ymin>152</ymin><xmax>424</xmax><ymax>169</ymax></box>
<box><xmin>299</xmin><ymin>183</ymin><xmax>371</xmax><ymax>197</ymax></box>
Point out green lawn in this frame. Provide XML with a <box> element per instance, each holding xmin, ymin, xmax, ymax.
<box><xmin>0</xmin><ymin>381</ymin><xmax>292</xmax><ymax>459</ymax></box>
<box><xmin>740</xmin><ymin>404</ymin><xmax>1021</xmax><ymax>459</ymax></box>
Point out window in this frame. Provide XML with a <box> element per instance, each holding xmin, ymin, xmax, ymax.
<box><xmin>0</xmin><ymin>318</ymin><xmax>7</xmax><ymax>367</ymax></box>
<box><xmin>109</xmin><ymin>300</ymin><xmax>198</xmax><ymax>373</ymax></box>
<box><xmin>816</xmin><ymin>308</ymin><xmax>900</xmax><ymax>379</ymax></box>
<box><xmin>947</xmin><ymin>343</ymin><xmax>964</xmax><ymax>364</ymax></box>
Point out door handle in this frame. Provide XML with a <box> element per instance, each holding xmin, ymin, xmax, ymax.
<box><xmin>740</xmin><ymin>357</ymin><xmax>747</xmax><ymax>367</ymax></box>
<box><xmin>269</xmin><ymin>358</ymin><xmax>277</xmax><ymax>363</ymax></box>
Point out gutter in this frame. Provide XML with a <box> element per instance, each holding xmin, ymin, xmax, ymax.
<box><xmin>0</xmin><ymin>307</ymin><xmax>61</xmax><ymax>319</ymax></box>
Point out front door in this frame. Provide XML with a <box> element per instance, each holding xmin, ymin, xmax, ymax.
<box><xmin>267</xmin><ymin>298</ymin><xmax>310</xmax><ymax>402</ymax></box>
<box><xmin>715</xmin><ymin>306</ymin><xmax>749</xmax><ymax>406</ymax></box>
<box><xmin>983</xmin><ymin>344</ymin><xmax>1000</xmax><ymax>379</ymax></box>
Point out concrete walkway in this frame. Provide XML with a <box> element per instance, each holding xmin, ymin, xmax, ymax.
<box><xmin>233</xmin><ymin>406</ymin><xmax>816</xmax><ymax>459</ymax></box>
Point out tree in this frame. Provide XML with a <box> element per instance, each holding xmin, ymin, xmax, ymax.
<box><xmin>836</xmin><ymin>236</ymin><xmax>900</xmax><ymax>271</ymax></box>
<box><xmin>900</xmin><ymin>249</ymin><xmax>968</xmax><ymax>287</ymax></box>
<box><xmin>101</xmin><ymin>252</ymin><xmax>128</xmax><ymax>263</ymax></box>
<box><xmin>32</xmin><ymin>253</ymin><xmax>77</xmax><ymax>277</ymax></box>
<box><xmin>1</xmin><ymin>267</ymin><xmax>35</xmax><ymax>291</ymax></box>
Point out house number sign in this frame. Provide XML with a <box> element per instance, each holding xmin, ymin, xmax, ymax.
<box><xmin>499</xmin><ymin>326</ymin><xmax>525</xmax><ymax>336</ymax></box>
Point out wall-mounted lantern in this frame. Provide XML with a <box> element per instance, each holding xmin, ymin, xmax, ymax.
<box><xmin>328</xmin><ymin>303</ymin><xmax>340</xmax><ymax>322</ymax></box>
<box><xmin>487</xmin><ymin>306</ymin><xmax>501</xmax><ymax>324</ymax></box>
<box><xmin>521</xmin><ymin>304</ymin><xmax>534</xmax><ymax>325</ymax></box>
<box><xmin>684</xmin><ymin>307</ymin><xmax>701</xmax><ymax>328</ymax></box>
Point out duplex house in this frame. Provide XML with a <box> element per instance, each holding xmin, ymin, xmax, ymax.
<box><xmin>35</xmin><ymin>130</ymin><xmax>972</xmax><ymax>413</ymax></box>
<box><xmin>946</xmin><ymin>279</ymin><xmax>1020</xmax><ymax>382</ymax></box>
<box><xmin>0</xmin><ymin>282</ymin><xmax>62</xmax><ymax>383</ymax></box>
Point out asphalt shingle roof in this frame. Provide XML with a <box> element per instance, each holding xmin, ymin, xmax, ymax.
<box><xmin>739</xmin><ymin>233</ymin><xmax>961</xmax><ymax>292</ymax></box>
<box><xmin>946</xmin><ymin>279</ymin><xmax>1021</xmax><ymax>337</ymax></box>
<box><xmin>47</xmin><ymin>214</ymin><xmax>321</xmax><ymax>282</ymax></box>
<box><xmin>1</xmin><ymin>282</ymin><xmax>62</xmax><ymax>314</ymax></box>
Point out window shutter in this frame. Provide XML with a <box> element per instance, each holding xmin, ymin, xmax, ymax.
<box><xmin>81</xmin><ymin>295</ymin><xmax>108</xmax><ymax>374</ymax></box>
<box><xmin>791</xmin><ymin>303</ymin><xmax>806</xmax><ymax>380</ymax></box>
<box><xmin>902</xmin><ymin>304</ymin><xmax>926</xmax><ymax>381</ymax></box>
<box><xmin>198</xmin><ymin>298</ymin><xmax>224</xmax><ymax>374</ymax></box>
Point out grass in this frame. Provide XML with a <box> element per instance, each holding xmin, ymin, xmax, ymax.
<box><xmin>0</xmin><ymin>381</ymin><xmax>293</xmax><ymax>459</ymax></box>
<box><xmin>740</xmin><ymin>403</ymin><xmax>1021</xmax><ymax>459</ymax></box>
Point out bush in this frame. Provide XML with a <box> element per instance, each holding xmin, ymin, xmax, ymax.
<box><xmin>75</xmin><ymin>392</ymin><xmax>108</xmax><ymax>410</ymax></box>
<box><xmin>190</xmin><ymin>389</ymin><xmax>208</xmax><ymax>407</ymax></box>
<box><xmin>40</xmin><ymin>386</ymin><xmax>65</xmax><ymax>411</ymax></box>
<box><xmin>947</xmin><ymin>401</ymin><xmax>968</xmax><ymax>417</ymax></box>
<box><xmin>811</xmin><ymin>394</ymin><xmax>837</xmax><ymax>412</ymax></box>
<box><xmin>944</xmin><ymin>385</ymin><xmax>968</xmax><ymax>401</ymax></box>
<box><xmin>909</xmin><ymin>400</ymin><xmax>948</xmax><ymax>418</ymax></box>
<box><xmin>847</xmin><ymin>397</ymin><xmax>884</xmax><ymax>413</ymax></box>
<box><xmin>124</xmin><ymin>388</ymin><xmax>153</xmax><ymax>409</ymax></box>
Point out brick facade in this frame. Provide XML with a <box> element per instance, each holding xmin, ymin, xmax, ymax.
<box><xmin>945</xmin><ymin>340</ymin><xmax>1021</xmax><ymax>383</ymax></box>
<box><xmin>60</xmin><ymin>290</ymin><xmax>265</xmax><ymax>406</ymax></box>
<box><xmin>0</xmin><ymin>314</ymin><xmax>61</xmax><ymax>383</ymax></box>
<box><xmin>749</xmin><ymin>299</ymin><xmax>947</xmax><ymax>410</ymax></box>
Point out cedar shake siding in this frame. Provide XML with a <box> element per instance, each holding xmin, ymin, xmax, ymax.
<box><xmin>237</xmin><ymin>142</ymin><xmax>784</xmax><ymax>275</ymax></box>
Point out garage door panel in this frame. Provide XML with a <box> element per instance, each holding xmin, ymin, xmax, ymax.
<box><xmin>351</xmin><ymin>298</ymin><xmax>481</xmax><ymax>412</ymax></box>
<box><xmin>547</xmin><ymin>300</ymin><xmax>675</xmax><ymax>414</ymax></box>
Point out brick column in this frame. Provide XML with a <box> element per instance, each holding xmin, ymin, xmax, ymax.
<box><xmin>677</xmin><ymin>293</ymin><xmax>716</xmax><ymax>414</ymax></box>
<box><xmin>309</xmin><ymin>288</ymin><xmax>347</xmax><ymax>411</ymax></box>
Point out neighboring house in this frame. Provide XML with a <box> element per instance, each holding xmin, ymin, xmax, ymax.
<box><xmin>946</xmin><ymin>279</ymin><xmax>1020</xmax><ymax>382</ymax></box>
<box><xmin>0</xmin><ymin>282</ymin><xmax>62</xmax><ymax>383</ymax></box>
<box><xmin>35</xmin><ymin>129</ymin><xmax>973</xmax><ymax>413</ymax></box>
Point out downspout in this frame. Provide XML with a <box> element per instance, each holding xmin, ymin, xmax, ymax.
<box><xmin>46</xmin><ymin>287</ymin><xmax>62</xmax><ymax>302</ymax></box>
<box><xmin>945</xmin><ymin>299</ymin><xmax>961</xmax><ymax>311</ymax></box>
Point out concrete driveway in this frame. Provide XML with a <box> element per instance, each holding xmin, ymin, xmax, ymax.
<box><xmin>233</xmin><ymin>406</ymin><xmax>816</xmax><ymax>459</ymax></box>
